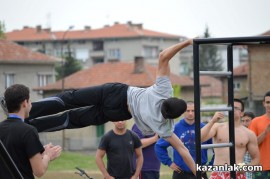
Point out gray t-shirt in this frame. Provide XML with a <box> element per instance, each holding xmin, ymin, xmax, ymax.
<box><xmin>127</xmin><ymin>76</ymin><xmax>174</xmax><ymax>138</ymax></box>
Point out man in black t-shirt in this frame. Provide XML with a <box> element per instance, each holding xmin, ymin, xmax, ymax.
<box><xmin>96</xmin><ymin>120</ymin><xmax>143</xmax><ymax>179</ymax></box>
<box><xmin>0</xmin><ymin>84</ymin><xmax>62</xmax><ymax>179</ymax></box>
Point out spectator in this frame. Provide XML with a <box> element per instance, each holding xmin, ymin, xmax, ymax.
<box><xmin>241</xmin><ymin>111</ymin><xmax>255</xmax><ymax>128</ymax></box>
<box><xmin>249</xmin><ymin>91</ymin><xmax>270</xmax><ymax>178</ymax></box>
<box><xmin>241</xmin><ymin>111</ymin><xmax>255</xmax><ymax>179</ymax></box>
<box><xmin>201</xmin><ymin>99</ymin><xmax>259</xmax><ymax>179</ymax></box>
<box><xmin>0</xmin><ymin>84</ymin><xmax>61</xmax><ymax>179</ymax></box>
<box><xmin>96</xmin><ymin>120</ymin><xmax>143</xmax><ymax>179</ymax></box>
<box><xmin>155</xmin><ymin>101</ymin><xmax>213</xmax><ymax>179</ymax></box>
<box><xmin>132</xmin><ymin>123</ymin><xmax>161</xmax><ymax>179</ymax></box>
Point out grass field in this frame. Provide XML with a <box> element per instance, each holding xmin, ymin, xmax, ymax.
<box><xmin>38</xmin><ymin>151</ymin><xmax>173</xmax><ymax>179</ymax></box>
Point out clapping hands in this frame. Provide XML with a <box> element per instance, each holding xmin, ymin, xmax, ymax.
<box><xmin>43</xmin><ymin>143</ymin><xmax>62</xmax><ymax>161</ymax></box>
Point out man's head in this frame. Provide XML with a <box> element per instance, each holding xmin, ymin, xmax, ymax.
<box><xmin>184</xmin><ymin>101</ymin><xmax>195</xmax><ymax>123</ymax></box>
<box><xmin>241</xmin><ymin>111</ymin><xmax>255</xmax><ymax>128</ymax></box>
<box><xmin>263</xmin><ymin>91</ymin><xmax>270</xmax><ymax>114</ymax></box>
<box><xmin>161</xmin><ymin>97</ymin><xmax>187</xmax><ymax>119</ymax></box>
<box><xmin>113</xmin><ymin>120</ymin><xmax>127</xmax><ymax>131</ymax></box>
<box><xmin>233</xmin><ymin>98</ymin><xmax>244</xmax><ymax>120</ymax></box>
<box><xmin>4</xmin><ymin>84</ymin><xmax>31</xmax><ymax>118</ymax></box>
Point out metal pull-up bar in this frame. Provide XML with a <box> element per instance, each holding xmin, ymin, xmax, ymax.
<box><xmin>193</xmin><ymin>36</ymin><xmax>270</xmax><ymax>179</ymax></box>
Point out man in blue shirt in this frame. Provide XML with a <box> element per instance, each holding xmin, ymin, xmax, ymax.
<box><xmin>155</xmin><ymin>101</ymin><xmax>213</xmax><ymax>179</ymax></box>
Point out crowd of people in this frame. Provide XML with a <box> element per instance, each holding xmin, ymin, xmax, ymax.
<box><xmin>0</xmin><ymin>38</ymin><xmax>269</xmax><ymax>179</ymax></box>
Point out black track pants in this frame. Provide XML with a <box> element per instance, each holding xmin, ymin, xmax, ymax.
<box><xmin>25</xmin><ymin>83</ymin><xmax>132</xmax><ymax>132</ymax></box>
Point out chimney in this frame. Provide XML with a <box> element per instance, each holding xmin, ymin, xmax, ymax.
<box><xmin>84</xmin><ymin>26</ymin><xmax>91</xmax><ymax>30</ymax></box>
<box><xmin>134</xmin><ymin>23</ymin><xmax>143</xmax><ymax>29</ymax></box>
<box><xmin>36</xmin><ymin>25</ymin><xmax>42</xmax><ymax>33</ymax></box>
<box><xmin>114</xmin><ymin>21</ymin><xmax>119</xmax><ymax>25</ymax></box>
<box><xmin>133</xmin><ymin>56</ymin><xmax>145</xmax><ymax>74</ymax></box>
<box><xmin>127</xmin><ymin>21</ymin><xmax>143</xmax><ymax>29</ymax></box>
<box><xmin>127</xmin><ymin>21</ymin><xmax>132</xmax><ymax>26</ymax></box>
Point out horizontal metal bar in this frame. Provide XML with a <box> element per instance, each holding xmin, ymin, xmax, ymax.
<box><xmin>200</xmin><ymin>106</ymin><xmax>232</xmax><ymax>112</ymax></box>
<box><xmin>193</xmin><ymin>36</ymin><xmax>270</xmax><ymax>45</ymax></box>
<box><xmin>201</xmin><ymin>142</ymin><xmax>233</xmax><ymax>149</ymax></box>
<box><xmin>200</xmin><ymin>71</ymin><xmax>232</xmax><ymax>76</ymax></box>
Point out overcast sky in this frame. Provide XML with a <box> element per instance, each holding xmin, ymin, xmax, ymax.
<box><xmin>1</xmin><ymin>0</ymin><xmax>270</xmax><ymax>38</ymax></box>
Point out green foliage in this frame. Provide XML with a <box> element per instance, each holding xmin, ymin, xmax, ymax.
<box><xmin>55</xmin><ymin>51</ymin><xmax>82</xmax><ymax>80</ymax></box>
<box><xmin>172</xmin><ymin>85</ymin><xmax>181</xmax><ymax>97</ymax></box>
<box><xmin>64</xmin><ymin>53</ymin><xmax>82</xmax><ymax>76</ymax></box>
<box><xmin>0</xmin><ymin>21</ymin><xmax>6</xmax><ymax>39</ymax></box>
<box><xmin>199</xmin><ymin>26</ymin><xmax>223</xmax><ymax>71</ymax></box>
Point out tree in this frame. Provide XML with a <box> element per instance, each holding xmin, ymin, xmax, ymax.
<box><xmin>55</xmin><ymin>44</ymin><xmax>82</xmax><ymax>80</ymax></box>
<box><xmin>0</xmin><ymin>21</ymin><xmax>6</xmax><ymax>39</ymax></box>
<box><xmin>199</xmin><ymin>26</ymin><xmax>223</xmax><ymax>71</ymax></box>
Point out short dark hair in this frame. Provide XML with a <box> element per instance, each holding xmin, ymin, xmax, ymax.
<box><xmin>186</xmin><ymin>101</ymin><xmax>194</xmax><ymax>105</ymax></box>
<box><xmin>264</xmin><ymin>91</ymin><xmax>270</xmax><ymax>101</ymax></box>
<box><xmin>161</xmin><ymin>97</ymin><xmax>187</xmax><ymax>119</ymax></box>
<box><xmin>4</xmin><ymin>84</ymin><xmax>30</xmax><ymax>113</ymax></box>
<box><xmin>243</xmin><ymin>111</ymin><xmax>255</xmax><ymax>120</ymax></box>
<box><xmin>234</xmin><ymin>98</ymin><xmax>244</xmax><ymax>112</ymax></box>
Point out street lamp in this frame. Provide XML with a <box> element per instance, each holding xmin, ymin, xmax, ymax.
<box><xmin>61</xmin><ymin>25</ymin><xmax>74</xmax><ymax>92</ymax></box>
<box><xmin>60</xmin><ymin>25</ymin><xmax>74</xmax><ymax>151</ymax></box>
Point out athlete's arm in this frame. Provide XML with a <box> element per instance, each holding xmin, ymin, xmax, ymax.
<box><xmin>165</xmin><ymin>133</ymin><xmax>196</xmax><ymax>176</ymax></box>
<box><xmin>157</xmin><ymin>39</ymin><xmax>193</xmax><ymax>77</ymax></box>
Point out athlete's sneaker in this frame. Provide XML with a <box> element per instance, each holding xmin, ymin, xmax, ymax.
<box><xmin>0</xmin><ymin>97</ymin><xmax>8</xmax><ymax>116</ymax></box>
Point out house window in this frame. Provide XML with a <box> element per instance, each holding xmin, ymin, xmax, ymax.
<box><xmin>240</xmin><ymin>48</ymin><xmax>248</xmax><ymax>57</ymax></box>
<box><xmin>180</xmin><ymin>62</ymin><xmax>189</xmax><ymax>75</ymax></box>
<box><xmin>93</xmin><ymin>41</ymin><xmax>104</xmax><ymax>51</ymax></box>
<box><xmin>45</xmin><ymin>49</ymin><xmax>53</xmax><ymax>56</ymax></box>
<box><xmin>17</xmin><ymin>42</ymin><xmax>25</xmax><ymax>45</ymax></box>
<box><xmin>93</xmin><ymin>58</ymin><xmax>104</xmax><ymax>64</ymax></box>
<box><xmin>108</xmin><ymin>49</ymin><xmax>121</xmax><ymax>59</ymax></box>
<box><xmin>78</xmin><ymin>40</ymin><xmax>86</xmax><ymax>44</ymax></box>
<box><xmin>63</xmin><ymin>49</ymin><xmax>75</xmax><ymax>58</ymax></box>
<box><xmin>233</xmin><ymin>82</ymin><xmax>241</xmax><ymax>91</ymax></box>
<box><xmin>56</xmin><ymin>47</ymin><xmax>75</xmax><ymax>58</ymax></box>
<box><xmin>38</xmin><ymin>74</ymin><xmax>52</xmax><ymax>87</ymax></box>
<box><xmin>143</xmin><ymin>46</ymin><xmax>158</xmax><ymax>59</ymax></box>
<box><xmin>75</xmin><ymin>48</ymin><xmax>89</xmax><ymax>62</ymax></box>
<box><xmin>5</xmin><ymin>73</ymin><xmax>15</xmax><ymax>88</ymax></box>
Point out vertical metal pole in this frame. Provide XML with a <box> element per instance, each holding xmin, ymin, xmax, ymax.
<box><xmin>61</xmin><ymin>33</ymin><xmax>67</xmax><ymax>151</ymax></box>
<box><xmin>193</xmin><ymin>42</ymin><xmax>202</xmax><ymax>178</ymax></box>
<box><xmin>61</xmin><ymin>25</ymin><xmax>74</xmax><ymax>151</ymax></box>
<box><xmin>247</xmin><ymin>48</ymin><xmax>254</xmax><ymax>111</ymax></box>
<box><xmin>227</xmin><ymin>45</ymin><xmax>236</xmax><ymax>179</ymax></box>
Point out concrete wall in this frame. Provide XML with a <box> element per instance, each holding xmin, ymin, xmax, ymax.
<box><xmin>249</xmin><ymin>44</ymin><xmax>270</xmax><ymax>100</ymax></box>
<box><xmin>0</xmin><ymin>62</ymin><xmax>55</xmax><ymax>120</ymax></box>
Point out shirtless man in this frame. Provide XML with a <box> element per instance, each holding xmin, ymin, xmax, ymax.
<box><xmin>201</xmin><ymin>99</ymin><xmax>260</xmax><ymax>179</ymax></box>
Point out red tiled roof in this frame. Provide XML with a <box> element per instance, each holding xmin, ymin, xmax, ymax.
<box><xmin>233</xmin><ymin>63</ymin><xmax>248</xmax><ymax>76</ymax></box>
<box><xmin>0</xmin><ymin>40</ymin><xmax>58</xmax><ymax>63</ymax></box>
<box><xmin>6</xmin><ymin>23</ymin><xmax>181</xmax><ymax>42</ymax></box>
<box><xmin>38</xmin><ymin>62</ymin><xmax>193</xmax><ymax>91</ymax></box>
<box><xmin>200</xmin><ymin>76</ymin><xmax>222</xmax><ymax>97</ymax></box>
<box><xmin>260</xmin><ymin>30</ymin><xmax>270</xmax><ymax>36</ymax></box>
